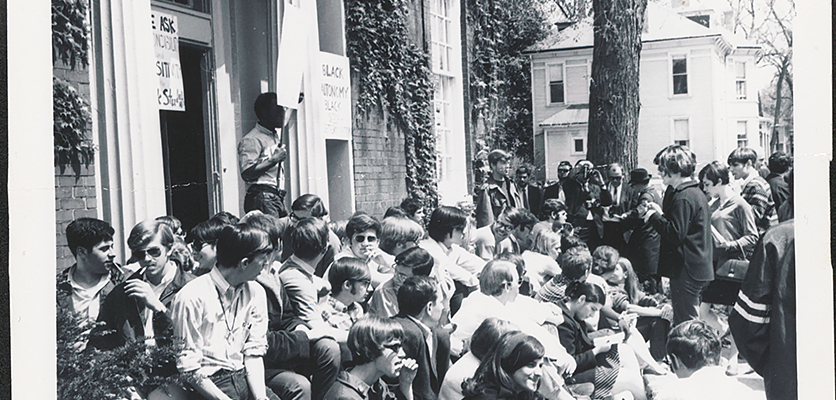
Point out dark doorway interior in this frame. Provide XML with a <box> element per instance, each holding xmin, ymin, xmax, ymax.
<box><xmin>160</xmin><ymin>44</ymin><xmax>211</xmax><ymax>232</ymax></box>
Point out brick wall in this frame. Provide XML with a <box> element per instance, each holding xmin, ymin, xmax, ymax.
<box><xmin>54</xmin><ymin>61</ymin><xmax>96</xmax><ymax>272</ymax></box>
<box><xmin>351</xmin><ymin>107</ymin><xmax>408</xmax><ymax>218</ymax></box>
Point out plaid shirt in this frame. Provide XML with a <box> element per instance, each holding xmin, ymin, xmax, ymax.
<box><xmin>740</xmin><ymin>175</ymin><xmax>774</xmax><ymax>235</ymax></box>
<box><xmin>320</xmin><ymin>295</ymin><xmax>363</xmax><ymax>331</ymax></box>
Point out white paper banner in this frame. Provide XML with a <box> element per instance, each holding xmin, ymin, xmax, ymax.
<box><xmin>276</xmin><ymin>0</ymin><xmax>310</xmax><ymax>109</ymax></box>
<box><xmin>151</xmin><ymin>11</ymin><xmax>185</xmax><ymax>111</ymax></box>
<box><xmin>318</xmin><ymin>52</ymin><xmax>352</xmax><ymax>140</ymax></box>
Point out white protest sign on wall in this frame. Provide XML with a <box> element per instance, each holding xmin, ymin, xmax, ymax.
<box><xmin>151</xmin><ymin>11</ymin><xmax>185</xmax><ymax>111</ymax></box>
<box><xmin>317</xmin><ymin>52</ymin><xmax>351</xmax><ymax>140</ymax></box>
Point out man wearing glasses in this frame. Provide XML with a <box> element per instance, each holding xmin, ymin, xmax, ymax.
<box><xmin>335</xmin><ymin>213</ymin><xmax>393</xmax><ymax>288</ymax></box>
<box><xmin>542</xmin><ymin>161</ymin><xmax>573</xmax><ymax>205</ymax></box>
<box><xmin>89</xmin><ymin>220</ymin><xmax>195</xmax><ymax>350</ymax></box>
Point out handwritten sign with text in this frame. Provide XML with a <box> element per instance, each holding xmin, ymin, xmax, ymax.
<box><xmin>318</xmin><ymin>52</ymin><xmax>351</xmax><ymax>140</ymax></box>
<box><xmin>151</xmin><ymin>12</ymin><xmax>185</xmax><ymax>111</ymax></box>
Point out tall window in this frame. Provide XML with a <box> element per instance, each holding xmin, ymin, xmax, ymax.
<box><xmin>672</xmin><ymin>56</ymin><xmax>688</xmax><ymax>95</ymax></box>
<box><xmin>735</xmin><ymin>61</ymin><xmax>747</xmax><ymax>99</ymax></box>
<box><xmin>548</xmin><ymin>64</ymin><xmax>564</xmax><ymax>104</ymax></box>
<box><xmin>430</xmin><ymin>0</ymin><xmax>453</xmax><ymax>74</ymax></box>
<box><xmin>434</xmin><ymin>76</ymin><xmax>453</xmax><ymax>179</ymax></box>
<box><xmin>737</xmin><ymin>121</ymin><xmax>748</xmax><ymax>148</ymax></box>
<box><xmin>673</xmin><ymin>118</ymin><xmax>689</xmax><ymax>147</ymax></box>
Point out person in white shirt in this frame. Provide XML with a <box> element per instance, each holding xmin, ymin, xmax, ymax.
<box><xmin>171</xmin><ymin>222</ymin><xmax>279</xmax><ymax>400</ymax></box>
<box><xmin>654</xmin><ymin>320</ymin><xmax>764</xmax><ymax>400</ymax></box>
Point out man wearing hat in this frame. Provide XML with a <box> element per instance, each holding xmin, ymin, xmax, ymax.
<box><xmin>620</xmin><ymin>168</ymin><xmax>662</xmax><ymax>293</ymax></box>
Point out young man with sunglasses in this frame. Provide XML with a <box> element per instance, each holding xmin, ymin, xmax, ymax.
<box><xmin>58</xmin><ymin>217</ymin><xmax>125</xmax><ymax>326</ymax></box>
<box><xmin>335</xmin><ymin>213</ymin><xmax>393</xmax><ymax>288</ymax></box>
<box><xmin>171</xmin><ymin>222</ymin><xmax>280</xmax><ymax>400</ymax></box>
<box><xmin>89</xmin><ymin>220</ymin><xmax>195</xmax><ymax>351</ymax></box>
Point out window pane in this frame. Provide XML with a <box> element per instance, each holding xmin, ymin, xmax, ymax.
<box><xmin>736</xmin><ymin>81</ymin><xmax>746</xmax><ymax>99</ymax></box>
<box><xmin>574</xmin><ymin>139</ymin><xmax>584</xmax><ymax>152</ymax></box>
<box><xmin>673</xmin><ymin>76</ymin><xmax>688</xmax><ymax>95</ymax></box>
<box><xmin>672</xmin><ymin>58</ymin><xmax>687</xmax><ymax>74</ymax></box>
<box><xmin>674</xmin><ymin>140</ymin><xmax>689</xmax><ymax>147</ymax></box>
<box><xmin>735</xmin><ymin>62</ymin><xmax>746</xmax><ymax>78</ymax></box>
<box><xmin>548</xmin><ymin>64</ymin><xmax>563</xmax><ymax>81</ymax></box>
<box><xmin>550</xmin><ymin>82</ymin><xmax>564</xmax><ymax>103</ymax></box>
<box><xmin>674</xmin><ymin>119</ymin><xmax>688</xmax><ymax>140</ymax></box>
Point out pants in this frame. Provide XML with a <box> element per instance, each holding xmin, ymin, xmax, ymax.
<box><xmin>244</xmin><ymin>184</ymin><xmax>288</xmax><ymax>218</ymax></box>
<box><xmin>267</xmin><ymin>338</ymin><xmax>341</xmax><ymax>400</ymax></box>
<box><xmin>189</xmin><ymin>370</ymin><xmax>280</xmax><ymax>400</ymax></box>
<box><xmin>669</xmin><ymin>273</ymin><xmax>709</xmax><ymax>326</ymax></box>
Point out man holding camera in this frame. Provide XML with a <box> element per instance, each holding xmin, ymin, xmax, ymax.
<box><xmin>562</xmin><ymin>160</ymin><xmax>611</xmax><ymax>251</ymax></box>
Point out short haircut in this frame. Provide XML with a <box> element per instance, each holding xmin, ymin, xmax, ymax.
<box><xmin>654</xmin><ymin>145</ymin><xmax>696</xmax><ymax>177</ymax></box>
<box><xmin>496</xmin><ymin>252</ymin><xmax>525</xmax><ymax>279</ymax></box>
<box><xmin>379</xmin><ymin>216</ymin><xmax>424</xmax><ymax>254</ymax></box>
<box><xmin>384</xmin><ymin>206</ymin><xmax>409</xmax><ymax>219</ymax></box>
<box><xmin>540</xmin><ymin>199</ymin><xmax>567</xmax><ymax>221</ymax></box>
<box><xmin>666</xmin><ymin>320</ymin><xmax>722</xmax><ymax>371</ymax></box>
<box><xmin>564</xmin><ymin>281</ymin><xmax>606</xmax><ymax>304</ymax></box>
<box><xmin>608</xmin><ymin>163</ymin><xmax>623</xmax><ymax>176</ymax></box>
<box><xmin>348</xmin><ymin>316</ymin><xmax>404</xmax><ymax>365</ymax></box>
<box><xmin>560</xmin><ymin>234</ymin><xmax>586</xmax><ymax>253</ymax></box>
<box><xmin>591</xmin><ymin>245</ymin><xmax>619</xmax><ymax>276</ymax></box>
<box><xmin>399</xmin><ymin>198</ymin><xmax>424</xmax><ymax>217</ymax></box>
<box><xmin>487</xmin><ymin>149</ymin><xmax>510</xmax><ymax>166</ymax></box>
<box><xmin>727</xmin><ymin>147</ymin><xmax>758</xmax><ymax>166</ymax></box>
<box><xmin>397</xmin><ymin>275</ymin><xmax>440</xmax><ymax>317</ymax></box>
<box><xmin>155</xmin><ymin>215</ymin><xmax>183</xmax><ymax>235</ymax></box>
<box><xmin>503</xmin><ymin>207</ymin><xmax>538</xmax><ymax>231</ymax></box>
<box><xmin>515</xmin><ymin>165</ymin><xmax>531</xmax><ymax>176</ymax></box>
<box><xmin>559</xmin><ymin>245</ymin><xmax>592</xmax><ymax>280</ymax></box>
<box><xmin>127</xmin><ymin>220</ymin><xmax>175</xmax><ymax>251</ymax></box>
<box><xmin>215</xmin><ymin>224</ymin><xmax>271</xmax><ymax>268</ymax></box>
<box><xmin>66</xmin><ymin>218</ymin><xmax>115</xmax><ymax>257</ymax></box>
<box><xmin>346</xmin><ymin>212</ymin><xmax>381</xmax><ymax>239</ymax></box>
<box><xmin>187</xmin><ymin>218</ymin><xmax>229</xmax><ymax>249</ymax></box>
<box><xmin>479</xmin><ymin>260</ymin><xmax>517</xmax><ymax>296</ymax></box>
<box><xmin>210</xmin><ymin>211</ymin><xmax>239</xmax><ymax>226</ymax></box>
<box><xmin>427</xmin><ymin>206</ymin><xmax>467</xmax><ymax>243</ymax></box>
<box><xmin>289</xmin><ymin>217</ymin><xmax>329</xmax><ymax>260</ymax></box>
<box><xmin>329</xmin><ymin>220</ymin><xmax>349</xmax><ymax>242</ymax></box>
<box><xmin>394</xmin><ymin>247</ymin><xmax>434</xmax><ymax>277</ymax></box>
<box><xmin>239</xmin><ymin>211</ymin><xmax>282</xmax><ymax>249</ymax></box>
<box><xmin>329</xmin><ymin>257</ymin><xmax>371</xmax><ymax>296</ymax></box>
<box><xmin>291</xmin><ymin>194</ymin><xmax>328</xmax><ymax>218</ymax></box>
<box><xmin>532</xmin><ymin>228</ymin><xmax>561</xmax><ymax>256</ymax></box>
<box><xmin>698</xmin><ymin>161</ymin><xmax>731</xmax><ymax>186</ymax></box>
<box><xmin>767</xmin><ymin>152</ymin><xmax>792</xmax><ymax>174</ymax></box>
<box><xmin>254</xmin><ymin>92</ymin><xmax>281</xmax><ymax>121</ymax></box>
<box><xmin>469</xmin><ymin>318</ymin><xmax>517</xmax><ymax>360</ymax></box>
<box><xmin>557</xmin><ymin>161</ymin><xmax>572</xmax><ymax>171</ymax></box>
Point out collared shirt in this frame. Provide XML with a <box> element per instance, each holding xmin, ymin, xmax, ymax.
<box><xmin>58</xmin><ymin>263</ymin><xmax>125</xmax><ymax>323</ymax></box>
<box><xmin>653</xmin><ymin>366</ymin><xmax>765</xmax><ymax>400</ymax></box>
<box><xmin>324</xmin><ymin>370</ymin><xmax>395</xmax><ymax>400</ymax></box>
<box><xmin>406</xmin><ymin>315</ymin><xmax>434</xmax><ymax>360</ymax></box>
<box><xmin>69</xmin><ymin>271</ymin><xmax>111</xmax><ymax>323</ymax></box>
<box><xmin>171</xmin><ymin>268</ymin><xmax>268</xmax><ymax>376</ymax></box>
<box><xmin>609</xmin><ymin>181</ymin><xmax>623</xmax><ymax>207</ymax></box>
<box><xmin>367</xmin><ymin>277</ymin><xmax>400</xmax><ymax>319</ymax></box>
<box><xmin>143</xmin><ymin>264</ymin><xmax>178</xmax><ymax>346</ymax></box>
<box><xmin>279</xmin><ymin>255</ymin><xmax>326</xmax><ymax>324</ymax></box>
<box><xmin>238</xmin><ymin>123</ymin><xmax>282</xmax><ymax>186</ymax></box>
<box><xmin>320</xmin><ymin>295</ymin><xmax>363</xmax><ymax>331</ymax></box>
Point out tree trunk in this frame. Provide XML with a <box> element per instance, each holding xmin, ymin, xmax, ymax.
<box><xmin>587</xmin><ymin>0</ymin><xmax>647</xmax><ymax>173</ymax></box>
<box><xmin>770</xmin><ymin>57</ymin><xmax>787</xmax><ymax>153</ymax></box>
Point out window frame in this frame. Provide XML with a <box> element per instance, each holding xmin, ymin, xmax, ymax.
<box><xmin>670</xmin><ymin>117</ymin><xmax>691</xmax><ymax>148</ymax></box>
<box><xmin>546</xmin><ymin>62</ymin><xmax>565</xmax><ymax>105</ymax></box>
<box><xmin>734</xmin><ymin>60</ymin><xmax>747</xmax><ymax>100</ymax></box>
<box><xmin>570</xmin><ymin>135</ymin><xmax>586</xmax><ymax>155</ymax></box>
<box><xmin>736</xmin><ymin>120</ymin><xmax>748</xmax><ymax>148</ymax></box>
<box><xmin>669</xmin><ymin>53</ymin><xmax>691</xmax><ymax>97</ymax></box>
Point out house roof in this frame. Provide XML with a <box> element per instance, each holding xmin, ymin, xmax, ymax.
<box><xmin>525</xmin><ymin>2</ymin><xmax>758</xmax><ymax>53</ymax></box>
<box><xmin>540</xmin><ymin>104</ymin><xmax>589</xmax><ymax>127</ymax></box>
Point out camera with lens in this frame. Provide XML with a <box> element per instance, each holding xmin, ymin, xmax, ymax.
<box><xmin>585</xmin><ymin>198</ymin><xmax>601</xmax><ymax>209</ymax></box>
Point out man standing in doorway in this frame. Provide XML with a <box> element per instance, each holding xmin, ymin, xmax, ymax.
<box><xmin>239</xmin><ymin>92</ymin><xmax>288</xmax><ymax>218</ymax></box>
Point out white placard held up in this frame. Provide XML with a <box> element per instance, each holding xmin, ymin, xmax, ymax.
<box><xmin>317</xmin><ymin>52</ymin><xmax>352</xmax><ymax>140</ymax></box>
<box><xmin>151</xmin><ymin>11</ymin><xmax>185</xmax><ymax>111</ymax></box>
<box><xmin>276</xmin><ymin>0</ymin><xmax>309</xmax><ymax>109</ymax></box>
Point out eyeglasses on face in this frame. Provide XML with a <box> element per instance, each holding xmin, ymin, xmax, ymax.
<box><xmin>132</xmin><ymin>247</ymin><xmax>164</xmax><ymax>259</ymax></box>
<box><xmin>189</xmin><ymin>241</ymin><xmax>212</xmax><ymax>253</ymax></box>
<box><xmin>353</xmin><ymin>235</ymin><xmax>377</xmax><ymax>243</ymax></box>
<box><xmin>381</xmin><ymin>341</ymin><xmax>402</xmax><ymax>353</ymax></box>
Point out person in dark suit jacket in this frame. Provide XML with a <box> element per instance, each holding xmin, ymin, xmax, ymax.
<box><xmin>601</xmin><ymin>163</ymin><xmax>631</xmax><ymax>251</ymax></box>
<box><xmin>620</xmin><ymin>168</ymin><xmax>662</xmax><ymax>293</ymax></box>
<box><xmin>393</xmin><ymin>276</ymin><xmax>451</xmax><ymax>400</ymax></box>
<box><xmin>515</xmin><ymin>165</ymin><xmax>543</xmax><ymax>218</ymax></box>
<box><xmin>541</xmin><ymin>161</ymin><xmax>572</xmax><ymax>207</ymax></box>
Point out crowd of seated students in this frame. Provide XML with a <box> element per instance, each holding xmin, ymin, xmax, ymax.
<box><xmin>58</xmin><ymin>148</ymin><xmax>794</xmax><ymax>400</ymax></box>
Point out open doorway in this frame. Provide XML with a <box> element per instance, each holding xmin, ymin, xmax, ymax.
<box><xmin>159</xmin><ymin>43</ymin><xmax>218</xmax><ymax>231</ymax></box>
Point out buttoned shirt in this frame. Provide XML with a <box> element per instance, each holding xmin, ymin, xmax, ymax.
<box><xmin>324</xmin><ymin>370</ymin><xmax>395</xmax><ymax>400</ymax></box>
<box><xmin>171</xmin><ymin>268</ymin><xmax>269</xmax><ymax>376</ymax></box>
<box><xmin>238</xmin><ymin>123</ymin><xmax>282</xmax><ymax>186</ymax></box>
<box><xmin>279</xmin><ymin>255</ymin><xmax>326</xmax><ymax>324</ymax></box>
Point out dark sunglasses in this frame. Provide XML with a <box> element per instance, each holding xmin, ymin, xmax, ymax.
<box><xmin>354</xmin><ymin>235</ymin><xmax>377</xmax><ymax>243</ymax></box>
<box><xmin>132</xmin><ymin>247</ymin><xmax>163</xmax><ymax>259</ymax></box>
<box><xmin>381</xmin><ymin>342</ymin><xmax>402</xmax><ymax>353</ymax></box>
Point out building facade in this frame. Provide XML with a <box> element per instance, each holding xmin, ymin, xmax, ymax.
<box><xmin>526</xmin><ymin>2</ymin><xmax>761</xmax><ymax>182</ymax></box>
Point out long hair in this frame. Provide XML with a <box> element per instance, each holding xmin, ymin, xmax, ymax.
<box><xmin>463</xmin><ymin>332</ymin><xmax>545</xmax><ymax>397</ymax></box>
<box><xmin>617</xmin><ymin>258</ymin><xmax>643</xmax><ymax>304</ymax></box>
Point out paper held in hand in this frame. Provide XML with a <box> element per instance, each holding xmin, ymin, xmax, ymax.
<box><xmin>593</xmin><ymin>332</ymin><xmax>625</xmax><ymax>347</ymax></box>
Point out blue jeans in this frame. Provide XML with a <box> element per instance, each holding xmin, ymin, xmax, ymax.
<box><xmin>189</xmin><ymin>369</ymin><xmax>281</xmax><ymax>400</ymax></box>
